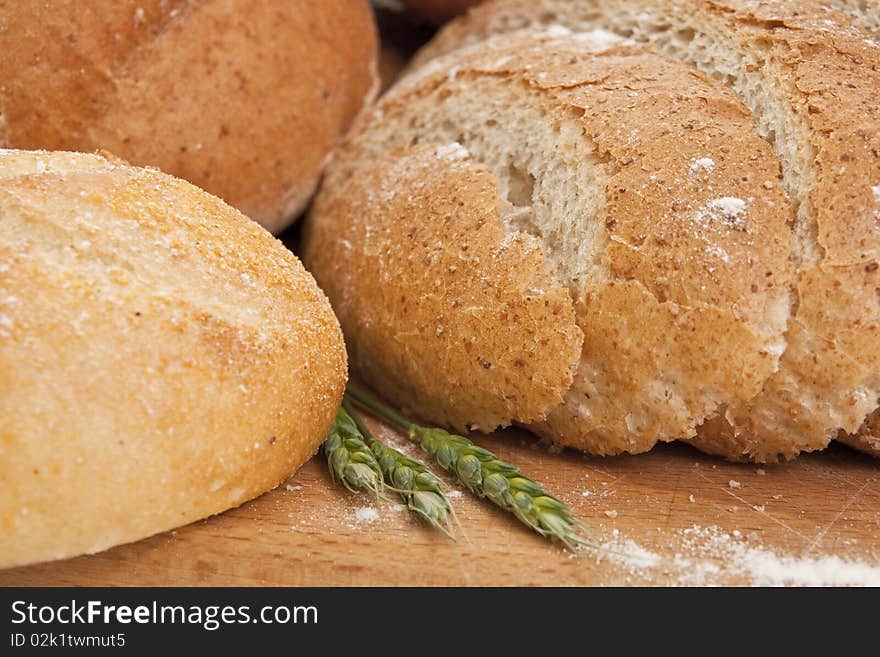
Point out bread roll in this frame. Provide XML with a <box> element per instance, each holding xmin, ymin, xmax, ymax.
<box><xmin>0</xmin><ymin>149</ymin><xmax>347</xmax><ymax>568</ymax></box>
<box><xmin>415</xmin><ymin>0</ymin><xmax>880</xmax><ymax>461</ymax></box>
<box><xmin>403</xmin><ymin>0</ymin><xmax>482</xmax><ymax>23</ymax></box>
<box><xmin>304</xmin><ymin>31</ymin><xmax>793</xmax><ymax>457</ymax></box>
<box><xmin>0</xmin><ymin>0</ymin><xmax>379</xmax><ymax>234</ymax></box>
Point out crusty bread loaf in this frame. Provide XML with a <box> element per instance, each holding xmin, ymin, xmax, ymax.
<box><xmin>0</xmin><ymin>149</ymin><xmax>347</xmax><ymax>568</ymax></box>
<box><xmin>304</xmin><ymin>31</ymin><xmax>794</xmax><ymax>457</ymax></box>
<box><xmin>403</xmin><ymin>0</ymin><xmax>482</xmax><ymax>23</ymax></box>
<box><xmin>0</xmin><ymin>0</ymin><xmax>379</xmax><ymax>234</ymax></box>
<box><xmin>414</xmin><ymin>0</ymin><xmax>880</xmax><ymax>462</ymax></box>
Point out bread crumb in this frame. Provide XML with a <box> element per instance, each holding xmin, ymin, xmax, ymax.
<box><xmin>447</xmin><ymin>490</ymin><xmax>463</xmax><ymax>499</ymax></box>
<box><xmin>729</xmin><ymin>480</ymin><xmax>742</xmax><ymax>489</ymax></box>
<box><xmin>689</xmin><ymin>494</ymin><xmax>696</xmax><ymax>503</ymax></box>
<box><xmin>604</xmin><ymin>510</ymin><xmax>618</xmax><ymax>518</ymax></box>
<box><xmin>582</xmin><ymin>490</ymin><xmax>592</xmax><ymax>497</ymax></box>
<box><xmin>753</xmin><ymin>504</ymin><xmax>766</xmax><ymax>512</ymax></box>
<box><xmin>756</xmin><ymin>468</ymin><xmax>766</xmax><ymax>476</ymax></box>
<box><xmin>285</xmin><ymin>484</ymin><xmax>302</xmax><ymax>492</ymax></box>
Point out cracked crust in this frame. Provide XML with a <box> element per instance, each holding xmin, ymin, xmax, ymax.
<box><xmin>305</xmin><ymin>143</ymin><xmax>584</xmax><ymax>431</ymax></box>
<box><xmin>414</xmin><ymin>0</ymin><xmax>880</xmax><ymax>462</ymax></box>
<box><xmin>0</xmin><ymin>0</ymin><xmax>379</xmax><ymax>232</ymax></box>
<box><xmin>0</xmin><ymin>149</ymin><xmax>347</xmax><ymax>568</ymax></box>
<box><xmin>304</xmin><ymin>32</ymin><xmax>793</xmax><ymax>454</ymax></box>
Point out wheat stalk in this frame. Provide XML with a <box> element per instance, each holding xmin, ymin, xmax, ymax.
<box><xmin>347</xmin><ymin>383</ymin><xmax>594</xmax><ymax>550</ymax></box>
<box><xmin>323</xmin><ymin>406</ymin><xmax>385</xmax><ymax>498</ymax></box>
<box><xmin>343</xmin><ymin>400</ymin><xmax>456</xmax><ymax>539</ymax></box>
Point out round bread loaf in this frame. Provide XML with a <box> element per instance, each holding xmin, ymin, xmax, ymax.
<box><xmin>304</xmin><ymin>31</ymin><xmax>793</xmax><ymax>457</ymax></box>
<box><xmin>0</xmin><ymin>0</ymin><xmax>379</xmax><ymax>234</ymax></box>
<box><xmin>0</xmin><ymin>149</ymin><xmax>347</xmax><ymax>569</ymax></box>
<box><xmin>403</xmin><ymin>0</ymin><xmax>482</xmax><ymax>23</ymax></box>
<box><xmin>414</xmin><ymin>0</ymin><xmax>880</xmax><ymax>462</ymax></box>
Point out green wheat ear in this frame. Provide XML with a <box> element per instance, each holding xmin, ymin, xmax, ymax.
<box><xmin>323</xmin><ymin>406</ymin><xmax>385</xmax><ymax>498</ymax></box>
<box><xmin>322</xmin><ymin>401</ymin><xmax>457</xmax><ymax>539</ymax></box>
<box><xmin>346</xmin><ymin>384</ymin><xmax>595</xmax><ymax>551</ymax></box>
<box><xmin>344</xmin><ymin>400</ymin><xmax>456</xmax><ymax>539</ymax></box>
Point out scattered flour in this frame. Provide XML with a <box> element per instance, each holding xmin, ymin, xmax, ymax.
<box><xmin>569</xmin><ymin>29</ymin><xmax>627</xmax><ymax>52</ymax></box>
<box><xmin>353</xmin><ymin>507</ymin><xmax>380</xmax><ymax>524</ymax></box>
<box><xmin>694</xmin><ymin>197</ymin><xmax>748</xmax><ymax>230</ymax></box>
<box><xmin>728</xmin><ymin>480</ymin><xmax>742</xmax><ymax>489</ymax></box>
<box><xmin>542</xmin><ymin>24</ymin><xmax>572</xmax><ymax>38</ymax></box>
<box><xmin>593</xmin><ymin>524</ymin><xmax>880</xmax><ymax>586</ymax></box>
<box><xmin>705</xmin><ymin>244</ymin><xmax>731</xmax><ymax>264</ymax></box>
<box><xmin>601</xmin><ymin>538</ymin><xmax>663</xmax><ymax>572</ymax></box>
<box><xmin>434</xmin><ymin>142</ymin><xmax>469</xmax><ymax>161</ymax></box>
<box><xmin>690</xmin><ymin>157</ymin><xmax>716</xmax><ymax>174</ymax></box>
<box><xmin>744</xmin><ymin>550</ymin><xmax>880</xmax><ymax>587</ymax></box>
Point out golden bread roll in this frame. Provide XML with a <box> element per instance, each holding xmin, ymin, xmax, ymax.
<box><xmin>0</xmin><ymin>149</ymin><xmax>347</xmax><ymax>568</ymax></box>
<box><xmin>0</xmin><ymin>0</ymin><xmax>379</xmax><ymax>233</ymax></box>
<box><xmin>414</xmin><ymin>0</ymin><xmax>880</xmax><ymax>462</ymax></box>
<box><xmin>304</xmin><ymin>31</ymin><xmax>793</xmax><ymax>457</ymax></box>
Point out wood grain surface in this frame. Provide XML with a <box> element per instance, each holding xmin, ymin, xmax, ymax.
<box><xmin>2</xmin><ymin>413</ymin><xmax>878</xmax><ymax>587</ymax></box>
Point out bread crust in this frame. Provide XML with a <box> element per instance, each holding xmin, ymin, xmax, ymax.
<box><xmin>0</xmin><ymin>149</ymin><xmax>347</xmax><ymax>568</ymax></box>
<box><xmin>415</xmin><ymin>0</ymin><xmax>880</xmax><ymax>461</ymax></box>
<box><xmin>825</xmin><ymin>0</ymin><xmax>880</xmax><ymax>37</ymax></box>
<box><xmin>0</xmin><ymin>0</ymin><xmax>379</xmax><ymax>233</ymax></box>
<box><xmin>839</xmin><ymin>414</ymin><xmax>880</xmax><ymax>458</ymax></box>
<box><xmin>305</xmin><ymin>32</ymin><xmax>793</xmax><ymax>454</ymax></box>
<box><xmin>305</xmin><ymin>142</ymin><xmax>584</xmax><ymax>431</ymax></box>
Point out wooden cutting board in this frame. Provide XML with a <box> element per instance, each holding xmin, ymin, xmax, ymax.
<box><xmin>2</xmin><ymin>414</ymin><xmax>878</xmax><ymax>587</ymax></box>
